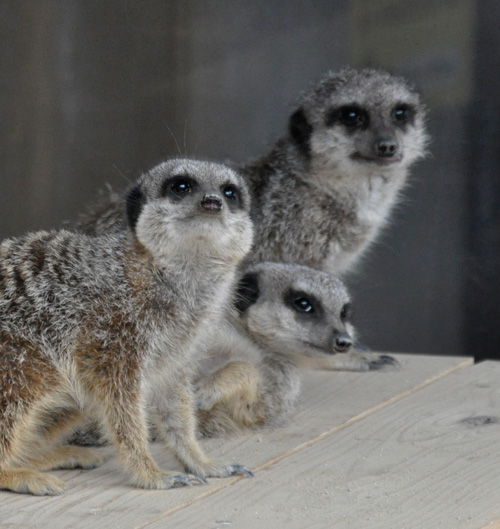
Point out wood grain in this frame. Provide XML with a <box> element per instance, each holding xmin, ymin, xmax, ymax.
<box><xmin>159</xmin><ymin>361</ymin><xmax>500</xmax><ymax>529</ymax></box>
<box><xmin>0</xmin><ymin>353</ymin><xmax>471</xmax><ymax>529</ymax></box>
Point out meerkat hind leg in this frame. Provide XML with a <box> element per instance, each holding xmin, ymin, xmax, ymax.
<box><xmin>0</xmin><ymin>346</ymin><xmax>70</xmax><ymax>495</ymax></box>
<box><xmin>194</xmin><ymin>360</ymin><xmax>261</xmax><ymax>411</ymax></box>
<box><xmin>0</xmin><ymin>398</ymin><xmax>69</xmax><ymax>496</ymax></box>
<box><xmin>25</xmin><ymin>407</ymin><xmax>107</xmax><ymax>471</ymax></box>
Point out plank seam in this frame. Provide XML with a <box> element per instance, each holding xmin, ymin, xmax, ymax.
<box><xmin>135</xmin><ymin>357</ymin><xmax>473</xmax><ymax>529</ymax></box>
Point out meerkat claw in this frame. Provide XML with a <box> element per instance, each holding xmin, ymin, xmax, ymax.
<box><xmin>172</xmin><ymin>475</ymin><xmax>194</xmax><ymax>487</ymax></box>
<box><xmin>229</xmin><ymin>465</ymin><xmax>254</xmax><ymax>478</ymax></box>
<box><xmin>368</xmin><ymin>354</ymin><xmax>400</xmax><ymax>371</ymax></box>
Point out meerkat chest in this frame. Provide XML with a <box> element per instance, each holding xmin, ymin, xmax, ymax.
<box><xmin>142</xmin><ymin>271</ymin><xmax>233</xmax><ymax>364</ymax></box>
<box><xmin>321</xmin><ymin>171</ymin><xmax>405</xmax><ymax>274</ymax></box>
<box><xmin>354</xmin><ymin>174</ymin><xmax>400</xmax><ymax>226</ymax></box>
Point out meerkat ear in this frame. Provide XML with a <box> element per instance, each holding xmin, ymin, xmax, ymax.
<box><xmin>289</xmin><ymin>107</ymin><xmax>313</xmax><ymax>157</ymax></box>
<box><xmin>126</xmin><ymin>185</ymin><xmax>145</xmax><ymax>230</ymax></box>
<box><xmin>235</xmin><ymin>272</ymin><xmax>260</xmax><ymax>313</ymax></box>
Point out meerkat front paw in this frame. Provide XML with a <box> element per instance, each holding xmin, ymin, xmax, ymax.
<box><xmin>185</xmin><ymin>459</ymin><xmax>253</xmax><ymax>479</ymax></box>
<box><xmin>366</xmin><ymin>354</ymin><xmax>400</xmax><ymax>371</ymax></box>
<box><xmin>307</xmin><ymin>349</ymin><xmax>400</xmax><ymax>372</ymax></box>
<box><xmin>346</xmin><ymin>350</ymin><xmax>400</xmax><ymax>372</ymax></box>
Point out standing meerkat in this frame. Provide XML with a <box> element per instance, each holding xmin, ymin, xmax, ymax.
<box><xmin>0</xmin><ymin>159</ymin><xmax>254</xmax><ymax>496</ymax></box>
<box><xmin>194</xmin><ymin>262</ymin><xmax>361</xmax><ymax>437</ymax></box>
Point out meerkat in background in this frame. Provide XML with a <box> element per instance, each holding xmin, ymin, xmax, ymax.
<box><xmin>194</xmin><ymin>262</ymin><xmax>364</xmax><ymax>437</ymax></box>
<box><xmin>78</xmin><ymin>68</ymin><xmax>428</xmax><ymax>277</ymax></box>
<box><xmin>244</xmin><ymin>68</ymin><xmax>428</xmax><ymax>273</ymax></box>
<box><xmin>0</xmin><ymin>159</ymin><xmax>254</xmax><ymax>496</ymax></box>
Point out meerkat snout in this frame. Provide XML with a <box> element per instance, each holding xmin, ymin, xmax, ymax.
<box><xmin>201</xmin><ymin>194</ymin><xmax>223</xmax><ymax>213</ymax></box>
<box><xmin>333</xmin><ymin>331</ymin><xmax>352</xmax><ymax>353</ymax></box>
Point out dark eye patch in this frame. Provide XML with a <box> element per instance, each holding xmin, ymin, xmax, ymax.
<box><xmin>392</xmin><ymin>103</ymin><xmax>415</xmax><ymax>126</ymax></box>
<box><xmin>221</xmin><ymin>183</ymin><xmax>243</xmax><ymax>210</ymax></box>
<box><xmin>326</xmin><ymin>105</ymin><xmax>369</xmax><ymax>129</ymax></box>
<box><xmin>285</xmin><ymin>289</ymin><xmax>322</xmax><ymax>317</ymax></box>
<box><xmin>161</xmin><ymin>175</ymin><xmax>198</xmax><ymax>200</ymax></box>
<box><xmin>340</xmin><ymin>302</ymin><xmax>352</xmax><ymax>321</ymax></box>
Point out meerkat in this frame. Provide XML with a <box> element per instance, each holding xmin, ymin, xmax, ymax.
<box><xmin>194</xmin><ymin>261</ymin><xmax>366</xmax><ymax>437</ymax></box>
<box><xmin>243</xmin><ymin>68</ymin><xmax>428</xmax><ymax>274</ymax></box>
<box><xmin>0</xmin><ymin>159</ymin><xmax>254</xmax><ymax>496</ymax></box>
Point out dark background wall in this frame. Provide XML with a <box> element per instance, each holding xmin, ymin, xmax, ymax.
<box><xmin>1</xmin><ymin>1</ymin><xmax>498</xmax><ymax>361</ymax></box>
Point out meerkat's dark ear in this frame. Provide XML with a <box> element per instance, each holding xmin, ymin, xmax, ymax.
<box><xmin>126</xmin><ymin>185</ymin><xmax>145</xmax><ymax>230</ymax></box>
<box><xmin>235</xmin><ymin>272</ymin><xmax>260</xmax><ymax>313</ymax></box>
<box><xmin>289</xmin><ymin>107</ymin><xmax>313</xmax><ymax>158</ymax></box>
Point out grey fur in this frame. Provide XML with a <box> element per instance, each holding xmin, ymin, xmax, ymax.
<box><xmin>77</xmin><ymin>68</ymin><xmax>428</xmax><ymax>277</ymax></box>
<box><xmin>0</xmin><ymin>159</ymin><xmax>254</xmax><ymax>494</ymax></box>
<box><xmin>245</xmin><ymin>68</ymin><xmax>428</xmax><ymax>273</ymax></box>
<box><xmin>194</xmin><ymin>262</ymin><xmax>356</xmax><ymax>437</ymax></box>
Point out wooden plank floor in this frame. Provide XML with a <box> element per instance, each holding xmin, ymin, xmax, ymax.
<box><xmin>4</xmin><ymin>353</ymin><xmax>500</xmax><ymax>529</ymax></box>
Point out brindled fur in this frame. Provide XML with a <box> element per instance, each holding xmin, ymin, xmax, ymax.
<box><xmin>0</xmin><ymin>159</ymin><xmax>254</xmax><ymax>495</ymax></box>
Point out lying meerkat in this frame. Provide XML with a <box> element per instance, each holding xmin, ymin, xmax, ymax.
<box><xmin>194</xmin><ymin>261</ymin><xmax>382</xmax><ymax>437</ymax></box>
<box><xmin>69</xmin><ymin>261</ymin><xmax>394</xmax><ymax>444</ymax></box>
<box><xmin>0</xmin><ymin>159</ymin><xmax>254</xmax><ymax>495</ymax></box>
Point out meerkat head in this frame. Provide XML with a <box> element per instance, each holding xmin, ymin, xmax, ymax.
<box><xmin>125</xmin><ymin>159</ymin><xmax>254</xmax><ymax>264</ymax></box>
<box><xmin>288</xmin><ymin>68</ymin><xmax>428</xmax><ymax>180</ymax></box>
<box><xmin>235</xmin><ymin>262</ymin><xmax>355</xmax><ymax>358</ymax></box>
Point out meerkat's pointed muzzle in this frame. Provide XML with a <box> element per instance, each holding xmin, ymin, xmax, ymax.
<box><xmin>333</xmin><ymin>332</ymin><xmax>352</xmax><ymax>353</ymax></box>
<box><xmin>200</xmin><ymin>194</ymin><xmax>223</xmax><ymax>213</ymax></box>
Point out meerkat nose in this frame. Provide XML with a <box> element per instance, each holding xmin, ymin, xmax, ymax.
<box><xmin>200</xmin><ymin>194</ymin><xmax>223</xmax><ymax>213</ymax></box>
<box><xmin>375</xmin><ymin>138</ymin><xmax>398</xmax><ymax>158</ymax></box>
<box><xmin>333</xmin><ymin>332</ymin><xmax>352</xmax><ymax>353</ymax></box>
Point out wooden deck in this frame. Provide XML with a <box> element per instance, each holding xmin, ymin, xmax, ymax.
<box><xmin>2</xmin><ymin>353</ymin><xmax>500</xmax><ymax>529</ymax></box>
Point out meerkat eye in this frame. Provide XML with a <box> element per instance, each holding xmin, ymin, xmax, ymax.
<box><xmin>338</xmin><ymin>106</ymin><xmax>368</xmax><ymax>129</ymax></box>
<box><xmin>222</xmin><ymin>185</ymin><xmax>238</xmax><ymax>201</ymax></box>
<box><xmin>293</xmin><ymin>296</ymin><xmax>315</xmax><ymax>314</ymax></box>
<box><xmin>162</xmin><ymin>176</ymin><xmax>197</xmax><ymax>200</ymax></box>
<box><xmin>340</xmin><ymin>303</ymin><xmax>351</xmax><ymax>321</ymax></box>
<box><xmin>392</xmin><ymin>104</ymin><xmax>414</xmax><ymax>125</ymax></box>
<box><xmin>221</xmin><ymin>184</ymin><xmax>242</xmax><ymax>209</ymax></box>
